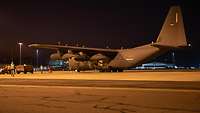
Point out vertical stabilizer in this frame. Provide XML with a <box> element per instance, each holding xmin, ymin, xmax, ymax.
<box><xmin>156</xmin><ymin>6</ymin><xmax>187</xmax><ymax>48</ymax></box>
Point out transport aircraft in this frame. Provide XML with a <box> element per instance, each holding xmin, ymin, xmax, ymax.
<box><xmin>29</xmin><ymin>6</ymin><xmax>189</xmax><ymax>72</ymax></box>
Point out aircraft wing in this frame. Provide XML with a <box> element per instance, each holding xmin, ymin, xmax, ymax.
<box><xmin>28</xmin><ymin>44</ymin><xmax>119</xmax><ymax>54</ymax></box>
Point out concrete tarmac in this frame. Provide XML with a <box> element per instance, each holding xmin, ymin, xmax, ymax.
<box><xmin>0</xmin><ymin>70</ymin><xmax>200</xmax><ymax>113</ymax></box>
<box><xmin>0</xmin><ymin>70</ymin><xmax>200</xmax><ymax>81</ymax></box>
<box><xmin>1</xmin><ymin>70</ymin><xmax>200</xmax><ymax>89</ymax></box>
<box><xmin>0</xmin><ymin>85</ymin><xmax>200</xmax><ymax>113</ymax></box>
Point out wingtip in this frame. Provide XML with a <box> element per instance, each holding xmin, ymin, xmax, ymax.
<box><xmin>28</xmin><ymin>44</ymin><xmax>40</xmax><ymax>47</ymax></box>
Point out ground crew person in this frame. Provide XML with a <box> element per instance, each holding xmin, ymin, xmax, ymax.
<box><xmin>40</xmin><ymin>65</ymin><xmax>43</xmax><ymax>74</ymax></box>
<box><xmin>10</xmin><ymin>61</ymin><xmax>15</xmax><ymax>77</ymax></box>
<box><xmin>48</xmin><ymin>66</ymin><xmax>52</xmax><ymax>73</ymax></box>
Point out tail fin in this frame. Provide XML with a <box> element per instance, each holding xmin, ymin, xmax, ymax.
<box><xmin>155</xmin><ymin>6</ymin><xmax>187</xmax><ymax>48</ymax></box>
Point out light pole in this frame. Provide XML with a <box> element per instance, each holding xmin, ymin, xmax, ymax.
<box><xmin>36</xmin><ymin>49</ymin><xmax>39</xmax><ymax>67</ymax></box>
<box><xmin>18</xmin><ymin>42</ymin><xmax>23</xmax><ymax>65</ymax></box>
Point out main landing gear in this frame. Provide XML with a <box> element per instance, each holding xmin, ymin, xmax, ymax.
<box><xmin>99</xmin><ymin>68</ymin><xmax>123</xmax><ymax>72</ymax></box>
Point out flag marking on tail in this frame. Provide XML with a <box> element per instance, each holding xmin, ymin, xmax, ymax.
<box><xmin>176</xmin><ymin>12</ymin><xmax>178</xmax><ymax>23</ymax></box>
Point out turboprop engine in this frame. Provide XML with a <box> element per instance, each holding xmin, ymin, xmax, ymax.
<box><xmin>74</xmin><ymin>52</ymin><xmax>89</xmax><ymax>61</ymax></box>
<box><xmin>62</xmin><ymin>51</ymin><xmax>89</xmax><ymax>61</ymax></box>
<box><xmin>50</xmin><ymin>52</ymin><xmax>61</xmax><ymax>60</ymax></box>
<box><xmin>62</xmin><ymin>53</ymin><xmax>76</xmax><ymax>60</ymax></box>
<box><xmin>90</xmin><ymin>53</ymin><xmax>110</xmax><ymax>67</ymax></box>
<box><xmin>90</xmin><ymin>53</ymin><xmax>109</xmax><ymax>61</ymax></box>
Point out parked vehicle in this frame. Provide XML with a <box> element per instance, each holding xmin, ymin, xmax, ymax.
<box><xmin>15</xmin><ymin>65</ymin><xmax>33</xmax><ymax>74</ymax></box>
<box><xmin>0</xmin><ymin>65</ymin><xmax>12</xmax><ymax>74</ymax></box>
<box><xmin>0</xmin><ymin>65</ymin><xmax>6</xmax><ymax>74</ymax></box>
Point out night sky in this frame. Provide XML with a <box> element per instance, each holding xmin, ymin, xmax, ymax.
<box><xmin>0</xmin><ymin>0</ymin><xmax>199</xmax><ymax>66</ymax></box>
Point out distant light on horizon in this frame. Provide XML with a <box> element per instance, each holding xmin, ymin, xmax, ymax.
<box><xmin>18</xmin><ymin>42</ymin><xmax>23</xmax><ymax>45</ymax></box>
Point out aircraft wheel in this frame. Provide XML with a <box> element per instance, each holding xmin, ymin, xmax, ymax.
<box><xmin>99</xmin><ymin>70</ymin><xmax>105</xmax><ymax>72</ymax></box>
<box><xmin>111</xmin><ymin>69</ymin><xmax>117</xmax><ymax>72</ymax></box>
<box><xmin>117</xmin><ymin>69</ymin><xmax>123</xmax><ymax>72</ymax></box>
<box><xmin>75</xmin><ymin>69</ymin><xmax>80</xmax><ymax>72</ymax></box>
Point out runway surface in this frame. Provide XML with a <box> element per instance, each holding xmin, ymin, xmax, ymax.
<box><xmin>0</xmin><ymin>70</ymin><xmax>200</xmax><ymax>113</ymax></box>
<box><xmin>0</xmin><ymin>85</ymin><xmax>200</xmax><ymax>113</ymax></box>
<box><xmin>1</xmin><ymin>70</ymin><xmax>200</xmax><ymax>81</ymax></box>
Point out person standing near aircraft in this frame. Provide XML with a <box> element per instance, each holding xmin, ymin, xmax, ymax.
<box><xmin>40</xmin><ymin>65</ymin><xmax>43</xmax><ymax>74</ymax></box>
<box><xmin>10</xmin><ymin>61</ymin><xmax>15</xmax><ymax>77</ymax></box>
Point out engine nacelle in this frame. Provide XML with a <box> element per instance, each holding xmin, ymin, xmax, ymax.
<box><xmin>73</xmin><ymin>52</ymin><xmax>89</xmax><ymax>61</ymax></box>
<box><xmin>62</xmin><ymin>53</ymin><xmax>76</xmax><ymax>60</ymax></box>
<box><xmin>50</xmin><ymin>53</ymin><xmax>61</xmax><ymax>60</ymax></box>
<box><xmin>74</xmin><ymin>55</ymin><xmax>89</xmax><ymax>61</ymax></box>
<box><xmin>90</xmin><ymin>53</ymin><xmax>109</xmax><ymax>61</ymax></box>
<box><xmin>68</xmin><ymin>58</ymin><xmax>94</xmax><ymax>71</ymax></box>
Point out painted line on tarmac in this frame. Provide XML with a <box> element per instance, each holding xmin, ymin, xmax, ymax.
<box><xmin>0</xmin><ymin>84</ymin><xmax>200</xmax><ymax>93</ymax></box>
